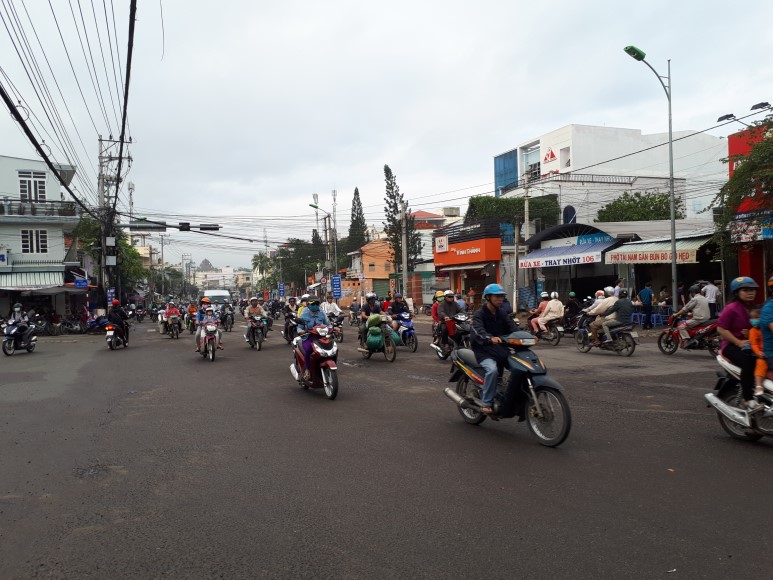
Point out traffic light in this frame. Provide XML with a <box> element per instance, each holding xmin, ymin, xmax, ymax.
<box><xmin>178</xmin><ymin>222</ymin><xmax>190</xmax><ymax>231</ymax></box>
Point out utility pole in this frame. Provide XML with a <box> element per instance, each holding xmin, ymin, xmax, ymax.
<box><xmin>313</xmin><ymin>193</ymin><xmax>319</xmax><ymax>238</ymax></box>
<box><xmin>159</xmin><ymin>234</ymin><xmax>168</xmax><ymax>295</ymax></box>
<box><xmin>128</xmin><ymin>181</ymin><xmax>135</xmax><ymax>223</ymax></box>
<box><xmin>332</xmin><ymin>189</ymin><xmax>338</xmax><ymax>275</ymax></box>
<box><xmin>400</xmin><ymin>201</ymin><xmax>409</xmax><ymax>296</ymax></box>
<box><xmin>97</xmin><ymin>136</ymin><xmax>108</xmax><ymax>302</ymax></box>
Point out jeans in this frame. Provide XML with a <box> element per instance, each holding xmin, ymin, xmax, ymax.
<box><xmin>480</xmin><ymin>358</ymin><xmax>499</xmax><ymax>407</ymax></box>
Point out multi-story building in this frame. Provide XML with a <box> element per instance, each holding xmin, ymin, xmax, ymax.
<box><xmin>495</xmin><ymin>124</ymin><xmax>726</xmax><ymax>223</ymax></box>
<box><xmin>0</xmin><ymin>155</ymin><xmax>84</xmax><ymax>315</ymax></box>
<box><xmin>343</xmin><ymin>239</ymin><xmax>394</xmax><ymax>303</ymax></box>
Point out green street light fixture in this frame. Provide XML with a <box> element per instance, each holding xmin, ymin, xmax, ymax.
<box><xmin>624</xmin><ymin>45</ymin><xmax>678</xmax><ymax>311</ymax></box>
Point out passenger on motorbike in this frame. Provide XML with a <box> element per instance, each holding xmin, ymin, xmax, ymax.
<box><xmin>298</xmin><ymin>298</ymin><xmax>331</xmax><ymax>380</ymax></box>
<box><xmin>297</xmin><ymin>294</ymin><xmax>311</xmax><ymax>319</ymax></box>
<box><xmin>470</xmin><ymin>284</ymin><xmax>521</xmax><ymax>416</ymax></box>
<box><xmin>107</xmin><ymin>299</ymin><xmax>129</xmax><ymax>345</ymax></box>
<box><xmin>388</xmin><ymin>293</ymin><xmax>410</xmax><ymax>331</ymax></box>
<box><xmin>197</xmin><ymin>306</ymin><xmax>223</xmax><ymax>351</ymax></box>
<box><xmin>717</xmin><ymin>277</ymin><xmax>758</xmax><ymax>409</ymax></box>
<box><xmin>674</xmin><ymin>284</ymin><xmax>711</xmax><ymax>340</ymax></box>
<box><xmin>587</xmin><ymin>286</ymin><xmax>617</xmax><ymax>341</ymax></box>
<box><xmin>564</xmin><ymin>292</ymin><xmax>581</xmax><ymax>319</ymax></box>
<box><xmin>529</xmin><ymin>292</ymin><xmax>550</xmax><ymax>332</ymax></box>
<box><xmin>600</xmin><ymin>290</ymin><xmax>634</xmax><ymax>343</ymax></box>
<box><xmin>243</xmin><ymin>297</ymin><xmax>267</xmax><ymax>342</ymax></box>
<box><xmin>431</xmin><ymin>291</ymin><xmax>444</xmax><ymax>324</ymax></box>
<box><xmin>536</xmin><ymin>292</ymin><xmax>565</xmax><ymax>333</ymax></box>
<box><xmin>438</xmin><ymin>290</ymin><xmax>463</xmax><ymax>352</ymax></box>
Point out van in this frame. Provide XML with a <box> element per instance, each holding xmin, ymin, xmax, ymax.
<box><xmin>203</xmin><ymin>289</ymin><xmax>232</xmax><ymax>305</ymax></box>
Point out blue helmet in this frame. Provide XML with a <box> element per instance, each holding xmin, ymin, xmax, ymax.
<box><xmin>483</xmin><ymin>283</ymin><xmax>506</xmax><ymax>299</ymax></box>
<box><xmin>729</xmin><ymin>276</ymin><xmax>758</xmax><ymax>293</ymax></box>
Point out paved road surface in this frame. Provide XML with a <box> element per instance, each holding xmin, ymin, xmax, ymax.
<box><xmin>1</xmin><ymin>319</ymin><xmax>771</xmax><ymax>579</ymax></box>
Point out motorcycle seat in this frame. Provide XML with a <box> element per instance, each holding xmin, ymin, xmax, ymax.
<box><xmin>457</xmin><ymin>348</ymin><xmax>482</xmax><ymax>369</ymax></box>
<box><xmin>612</xmin><ymin>324</ymin><xmax>634</xmax><ymax>333</ymax></box>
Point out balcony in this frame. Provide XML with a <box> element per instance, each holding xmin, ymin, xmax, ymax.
<box><xmin>0</xmin><ymin>199</ymin><xmax>79</xmax><ymax>217</ymax></box>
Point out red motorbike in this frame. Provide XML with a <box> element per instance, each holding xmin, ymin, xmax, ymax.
<box><xmin>289</xmin><ymin>324</ymin><xmax>339</xmax><ymax>400</ymax></box>
<box><xmin>657</xmin><ymin>315</ymin><xmax>720</xmax><ymax>357</ymax></box>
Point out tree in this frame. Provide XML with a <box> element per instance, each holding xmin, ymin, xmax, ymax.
<box><xmin>595</xmin><ymin>191</ymin><xmax>685</xmax><ymax>222</ymax></box>
<box><xmin>465</xmin><ymin>195</ymin><xmax>560</xmax><ymax>230</ymax></box>
<box><xmin>382</xmin><ymin>164</ymin><xmax>422</xmax><ymax>271</ymax></box>
<box><xmin>347</xmin><ymin>187</ymin><xmax>368</xmax><ymax>253</ymax></box>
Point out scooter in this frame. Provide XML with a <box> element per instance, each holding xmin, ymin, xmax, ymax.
<box><xmin>357</xmin><ymin>314</ymin><xmax>397</xmax><ymax>362</ymax></box>
<box><xmin>395</xmin><ymin>311</ymin><xmax>418</xmax><ymax>352</ymax></box>
<box><xmin>105</xmin><ymin>323</ymin><xmax>128</xmax><ymax>350</ymax></box>
<box><xmin>200</xmin><ymin>321</ymin><xmax>220</xmax><ymax>362</ymax></box>
<box><xmin>704</xmin><ymin>354</ymin><xmax>773</xmax><ymax>442</ymax></box>
<box><xmin>289</xmin><ymin>324</ymin><xmax>339</xmax><ymax>400</ymax></box>
<box><xmin>430</xmin><ymin>312</ymin><xmax>472</xmax><ymax>360</ymax></box>
<box><xmin>658</xmin><ymin>315</ymin><xmax>720</xmax><ymax>357</ymax></box>
<box><xmin>573</xmin><ymin>313</ymin><xmax>638</xmax><ymax>357</ymax></box>
<box><xmin>331</xmin><ymin>314</ymin><xmax>345</xmax><ymax>343</ymax></box>
<box><xmin>167</xmin><ymin>315</ymin><xmax>181</xmax><ymax>339</ymax></box>
<box><xmin>531</xmin><ymin>319</ymin><xmax>564</xmax><ymax>346</ymax></box>
<box><xmin>135</xmin><ymin>307</ymin><xmax>145</xmax><ymax>323</ymax></box>
<box><xmin>221</xmin><ymin>309</ymin><xmax>234</xmax><ymax>332</ymax></box>
<box><xmin>246</xmin><ymin>315</ymin><xmax>266</xmax><ymax>350</ymax></box>
<box><xmin>281</xmin><ymin>312</ymin><xmax>298</xmax><ymax>344</ymax></box>
<box><xmin>444</xmin><ymin>331</ymin><xmax>571</xmax><ymax>447</ymax></box>
<box><xmin>2</xmin><ymin>319</ymin><xmax>37</xmax><ymax>355</ymax></box>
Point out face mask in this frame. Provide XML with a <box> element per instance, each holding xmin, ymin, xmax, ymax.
<box><xmin>750</xmin><ymin>318</ymin><xmax>760</xmax><ymax>328</ymax></box>
<box><xmin>309</xmin><ymin>304</ymin><xmax>320</xmax><ymax>313</ymax></box>
<box><xmin>14</xmin><ymin>307</ymin><xmax>21</xmax><ymax>312</ymax></box>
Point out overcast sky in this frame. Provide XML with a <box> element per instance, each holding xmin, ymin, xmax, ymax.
<box><xmin>2</xmin><ymin>0</ymin><xmax>772</xmax><ymax>269</ymax></box>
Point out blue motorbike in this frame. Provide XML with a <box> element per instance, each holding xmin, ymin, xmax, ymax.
<box><xmin>395</xmin><ymin>312</ymin><xmax>418</xmax><ymax>352</ymax></box>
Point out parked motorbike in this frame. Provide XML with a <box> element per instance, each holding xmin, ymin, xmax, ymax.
<box><xmin>246</xmin><ymin>315</ymin><xmax>266</xmax><ymax>350</ymax></box>
<box><xmin>331</xmin><ymin>314</ymin><xmax>345</xmax><ymax>343</ymax></box>
<box><xmin>573</xmin><ymin>312</ymin><xmax>638</xmax><ymax>356</ymax></box>
<box><xmin>105</xmin><ymin>322</ymin><xmax>128</xmax><ymax>350</ymax></box>
<box><xmin>200</xmin><ymin>321</ymin><xmax>220</xmax><ymax>362</ymax></box>
<box><xmin>444</xmin><ymin>331</ymin><xmax>571</xmax><ymax>447</ymax></box>
<box><xmin>430</xmin><ymin>312</ymin><xmax>472</xmax><ymax>360</ymax></box>
<box><xmin>704</xmin><ymin>354</ymin><xmax>773</xmax><ymax>442</ymax></box>
<box><xmin>2</xmin><ymin>319</ymin><xmax>37</xmax><ymax>355</ymax></box>
<box><xmin>395</xmin><ymin>312</ymin><xmax>418</xmax><ymax>352</ymax></box>
<box><xmin>289</xmin><ymin>324</ymin><xmax>339</xmax><ymax>399</ymax></box>
<box><xmin>358</xmin><ymin>314</ymin><xmax>397</xmax><ymax>362</ymax></box>
<box><xmin>657</xmin><ymin>315</ymin><xmax>720</xmax><ymax>357</ymax></box>
<box><xmin>85</xmin><ymin>315</ymin><xmax>108</xmax><ymax>334</ymax></box>
<box><xmin>421</xmin><ymin>304</ymin><xmax>432</xmax><ymax>317</ymax></box>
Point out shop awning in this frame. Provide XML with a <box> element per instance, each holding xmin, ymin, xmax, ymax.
<box><xmin>0</xmin><ymin>271</ymin><xmax>64</xmax><ymax>291</ymax></box>
<box><xmin>518</xmin><ymin>240</ymin><xmax>618</xmax><ymax>269</ymax></box>
<box><xmin>438</xmin><ymin>262</ymin><xmax>493</xmax><ymax>272</ymax></box>
<box><xmin>604</xmin><ymin>236</ymin><xmax>711</xmax><ymax>264</ymax></box>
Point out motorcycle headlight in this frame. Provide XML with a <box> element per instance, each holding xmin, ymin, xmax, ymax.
<box><xmin>313</xmin><ymin>342</ymin><xmax>338</xmax><ymax>357</ymax></box>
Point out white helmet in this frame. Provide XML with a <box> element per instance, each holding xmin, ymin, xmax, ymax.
<box><xmin>365</xmin><ymin>292</ymin><xmax>377</xmax><ymax>300</ymax></box>
<box><xmin>301</xmin><ymin>294</ymin><xmax>310</xmax><ymax>302</ymax></box>
<box><xmin>604</xmin><ymin>286</ymin><xmax>615</xmax><ymax>297</ymax></box>
<box><xmin>443</xmin><ymin>290</ymin><xmax>455</xmax><ymax>297</ymax></box>
<box><xmin>550</xmin><ymin>292</ymin><xmax>559</xmax><ymax>299</ymax></box>
<box><xmin>540</xmin><ymin>292</ymin><xmax>549</xmax><ymax>299</ymax></box>
<box><xmin>249</xmin><ymin>296</ymin><xmax>258</xmax><ymax>301</ymax></box>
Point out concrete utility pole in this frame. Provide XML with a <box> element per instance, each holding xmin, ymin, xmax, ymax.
<box><xmin>159</xmin><ymin>234</ymin><xmax>168</xmax><ymax>295</ymax></box>
<box><xmin>97</xmin><ymin>136</ymin><xmax>107</xmax><ymax>297</ymax></box>
<box><xmin>400</xmin><ymin>201</ymin><xmax>409</xmax><ymax>296</ymax></box>
<box><xmin>332</xmin><ymin>189</ymin><xmax>338</xmax><ymax>275</ymax></box>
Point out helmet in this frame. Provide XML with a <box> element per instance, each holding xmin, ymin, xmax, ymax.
<box><xmin>619</xmin><ymin>290</ymin><xmax>629</xmax><ymax>298</ymax></box>
<box><xmin>482</xmin><ymin>283</ymin><xmax>506</xmax><ymax>299</ymax></box>
<box><xmin>729</xmin><ymin>276</ymin><xmax>758</xmax><ymax>293</ymax></box>
<box><xmin>595</xmin><ymin>290</ymin><xmax>605</xmax><ymax>297</ymax></box>
<box><xmin>443</xmin><ymin>290</ymin><xmax>455</xmax><ymax>297</ymax></box>
<box><xmin>250</xmin><ymin>296</ymin><xmax>258</xmax><ymax>301</ymax></box>
<box><xmin>540</xmin><ymin>292</ymin><xmax>549</xmax><ymax>299</ymax></box>
<box><xmin>13</xmin><ymin>302</ymin><xmax>22</xmax><ymax>309</ymax></box>
<box><xmin>201</xmin><ymin>297</ymin><xmax>211</xmax><ymax>304</ymax></box>
<box><xmin>569</xmin><ymin>292</ymin><xmax>576</xmax><ymax>297</ymax></box>
<box><xmin>689</xmin><ymin>284</ymin><xmax>701</xmax><ymax>294</ymax></box>
<box><xmin>550</xmin><ymin>291</ymin><xmax>559</xmax><ymax>299</ymax></box>
<box><xmin>168</xmin><ymin>302</ymin><xmax>175</xmax><ymax>307</ymax></box>
<box><xmin>366</xmin><ymin>292</ymin><xmax>377</xmax><ymax>301</ymax></box>
<box><xmin>111</xmin><ymin>299</ymin><xmax>120</xmax><ymax>306</ymax></box>
<box><xmin>205</xmin><ymin>306</ymin><xmax>214</xmax><ymax>312</ymax></box>
<box><xmin>604</xmin><ymin>286</ymin><xmax>614</xmax><ymax>297</ymax></box>
<box><xmin>394</xmin><ymin>293</ymin><xmax>402</xmax><ymax>299</ymax></box>
<box><xmin>288</xmin><ymin>296</ymin><xmax>296</xmax><ymax>301</ymax></box>
<box><xmin>434</xmin><ymin>291</ymin><xmax>445</xmax><ymax>299</ymax></box>
<box><xmin>308</xmin><ymin>298</ymin><xmax>320</xmax><ymax>305</ymax></box>
<box><xmin>257</xmin><ymin>297</ymin><xmax>265</xmax><ymax>302</ymax></box>
<box><xmin>301</xmin><ymin>294</ymin><xmax>310</xmax><ymax>301</ymax></box>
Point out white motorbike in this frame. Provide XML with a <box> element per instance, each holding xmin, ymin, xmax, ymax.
<box><xmin>704</xmin><ymin>354</ymin><xmax>773</xmax><ymax>441</ymax></box>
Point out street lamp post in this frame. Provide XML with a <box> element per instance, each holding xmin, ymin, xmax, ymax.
<box><xmin>309</xmin><ymin>203</ymin><xmax>338</xmax><ymax>284</ymax></box>
<box><xmin>624</xmin><ymin>45</ymin><xmax>678</xmax><ymax>311</ymax></box>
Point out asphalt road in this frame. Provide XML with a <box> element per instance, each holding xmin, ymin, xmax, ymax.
<box><xmin>1</xmin><ymin>317</ymin><xmax>771</xmax><ymax>579</ymax></box>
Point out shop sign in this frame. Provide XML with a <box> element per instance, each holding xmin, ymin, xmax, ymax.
<box><xmin>543</xmin><ymin>147</ymin><xmax>557</xmax><ymax>164</ymax></box>
<box><xmin>434</xmin><ymin>238</ymin><xmax>501</xmax><ymax>267</ymax></box>
<box><xmin>435</xmin><ymin>235</ymin><xmax>448</xmax><ymax>253</ymax></box>
<box><xmin>606</xmin><ymin>250</ymin><xmax>696</xmax><ymax>264</ymax></box>
<box><xmin>519</xmin><ymin>251</ymin><xmax>602</xmax><ymax>269</ymax></box>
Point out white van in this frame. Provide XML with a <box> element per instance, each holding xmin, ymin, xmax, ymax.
<box><xmin>204</xmin><ymin>289</ymin><xmax>231</xmax><ymax>306</ymax></box>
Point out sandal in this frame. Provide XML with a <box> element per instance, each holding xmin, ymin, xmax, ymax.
<box><xmin>480</xmin><ymin>406</ymin><xmax>494</xmax><ymax>414</ymax></box>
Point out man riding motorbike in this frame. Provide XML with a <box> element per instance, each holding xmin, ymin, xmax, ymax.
<box><xmin>107</xmin><ymin>299</ymin><xmax>130</xmax><ymax>345</ymax></box>
<box><xmin>564</xmin><ymin>292</ymin><xmax>581</xmax><ymax>320</ymax></box>
<box><xmin>536</xmin><ymin>292</ymin><xmax>565</xmax><ymax>334</ymax></box>
<box><xmin>164</xmin><ymin>302</ymin><xmax>182</xmax><ymax>333</ymax></box>
<box><xmin>470</xmin><ymin>283</ymin><xmax>521</xmax><ymax>416</ymax></box>
<box><xmin>674</xmin><ymin>284</ymin><xmax>711</xmax><ymax>341</ymax></box>
<box><xmin>243</xmin><ymin>297</ymin><xmax>267</xmax><ymax>342</ymax></box>
<box><xmin>297</xmin><ymin>298</ymin><xmax>331</xmax><ymax>380</ymax></box>
<box><xmin>587</xmin><ymin>286</ymin><xmax>618</xmax><ymax>342</ymax></box>
<box><xmin>282</xmin><ymin>296</ymin><xmax>298</xmax><ymax>337</ymax></box>
<box><xmin>360</xmin><ymin>292</ymin><xmax>383</xmax><ymax>343</ymax></box>
<box><xmin>600</xmin><ymin>290</ymin><xmax>634</xmax><ymax>344</ymax></box>
<box><xmin>388</xmin><ymin>292</ymin><xmax>411</xmax><ymax>331</ymax></box>
<box><xmin>438</xmin><ymin>289</ymin><xmax>463</xmax><ymax>352</ymax></box>
<box><xmin>321</xmin><ymin>294</ymin><xmax>343</xmax><ymax>319</ymax></box>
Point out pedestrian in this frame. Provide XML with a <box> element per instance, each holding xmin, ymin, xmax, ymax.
<box><xmin>638</xmin><ymin>282</ymin><xmax>654</xmax><ymax>329</ymax></box>
<box><xmin>455</xmin><ymin>294</ymin><xmax>467</xmax><ymax>312</ymax></box>
<box><xmin>613</xmin><ymin>279</ymin><xmax>624</xmax><ymax>297</ymax></box>
<box><xmin>702</xmin><ymin>280</ymin><xmax>719</xmax><ymax>318</ymax></box>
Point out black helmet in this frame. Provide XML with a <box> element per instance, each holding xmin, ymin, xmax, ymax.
<box><xmin>619</xmin><ymin>290</ymin><xmax>629</xmax><ymax>298</ymax></box>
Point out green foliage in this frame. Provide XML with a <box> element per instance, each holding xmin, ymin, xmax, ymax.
<box><xmin>595</xmin><ymin>191</ymin><xmax>685</xmax><ymax>222</ymax></box>
<box><xmin>382</xmin><ymin>165</ymin><xmax>422</xmax><ymax>270</ymax></box>
<box><xmin>465</xmin><ymin>195</ymin><xmax>560</xmax><ymax>228</ymax></box>
<box><xmin>347</xmin><ymin>187</ymin><xmax>368</xmax><ymax>253</ymax></box>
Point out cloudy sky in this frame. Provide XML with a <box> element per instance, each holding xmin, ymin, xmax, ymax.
<box><xmin>2</xmin><ymin>0</ymin><xmax>772</xmax><ymax>269</ymax></box>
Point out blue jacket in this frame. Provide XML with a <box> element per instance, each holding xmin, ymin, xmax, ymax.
<box><xmin>298</xmin><ymin>308</ymin><xmax>330</xmax><ymax>331</ymax></box>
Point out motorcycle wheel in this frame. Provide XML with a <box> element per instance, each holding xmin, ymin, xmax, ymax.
<box><xmin>657</xmin><ymin>332</ymin><xmax>678</xmax><ymax>355</ymax></box>
<box><xmin>321</xmin><ymin>367</ymin><xmax>339</xmax><ymax>400</ymax></box>
<box><xmin>406</xmin><ymin>333</ymin><xmax>418</xmax><ymax>352</ymax></box>
<box><xmin>2</xmin><ymin>340</ymin><xmax>15</xmax><ymax>356</ymax></box>
<box><xmin>526</xmin><ymin>387</ymin><xmax>572</xmax><ymax>447</ymax></box>
<box><xmin>209</xmin><ymin>344</ymin><xmax>216</xmax><ymax>362</ymax></box>
<box><xmin>256</xmin><ymin>330</ymin><xmax>263</xmax><ymax>351</ymax></box>
<box><xmin>546</xmin><ymin>328</ymin><xmax>561</xmax><ymax>347</ymax></box>
<box><xmin>336</xmin><ymin>329</ymin><xmax>344</xmax><ymax>343</ymax></box>
<box><xmin>456</xmin><ymin>377</ymin><xmax>486</xmax><ymax>425</ymax></box>
<box><xmin>359</xmin><ymin>336</ymin><xmax>372</xmax><ymax>359</ymax></box>
<box><xmin>717</xmin><ymin>387</ymin><xmax>763</xmax><ymax>441</ymax></box>
<box><xmin>707</xmin><ymin>335</ymin><xmax>721</xmax><ymax>358</ymax></box>
<box><xmin>383</xmin><ymin>335</ymin><xmax>396</xmax><ymax>362</ymax></box>
<box><xmin>26</xmin><ymin>342</ymin><xmax>36</xmax><ymax>353</ymax></box>
<box><xmin>108</xmin><ymin>337</ymin><xmax>116</xmax><ymax>351</ymax></box>
<box><xmin>574</xmin><ymin>331</ymin><xmax>591</xmax><ymax>353</ymax></box>
<box><xmin>435</xmin><ymin>340</ymin><xmax>450</xmax><ymax>360</ymax></box>
<box><xmin>616</xmin><ymin>334</ymin><xmax>636</xmax><ymax>357</ymax></box>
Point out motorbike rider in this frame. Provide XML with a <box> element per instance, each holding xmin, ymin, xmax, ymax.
<box><xmin>529</xmin><ymin>292</ymin><xmax>550</xmax><ymax>332</ymax></box>
<box><xmin>243</xmin><ymin>297</ymin><xmax>267</xmax><ymax>342</ymax></box>
<box><xmin>194</xmin><ymin>297</ymin><xmax>214</xmax><ymax>350</ymax></box>
<box><xmin>388</xmin><ymin>292</ymin><xmax>411</xmax><ymax>331</ymax></box>
<box><xmin>438</xmin><ymin>290</ymin><xmax>463</xmax><ymax>352</ymax></box>
<box><xmin>587</xmin><ymin>286</ymin><xmax>618</xmax><ymax>342</ymax></box>
<box><xmin>600</xmin><ymin>290</ymin><xmax>634</xmax><ymax>343</ymax></box>
<box><xmin>282</xmin><ymin>296</ymin><xmax>298</xmax><ymax>337</ymax></box>
<box><xmin>536</xmin><ymin>291</ymin><xmax>565</xmax><ymax>334</ymax></box>
<box><xmin>297</xmin><ymin>298</ymin><xmax>331</xmax><ymax>380</ymax></box>
<box><xmin>470</xmin><ymin>283</ymin><xmax>521</xmax><ymax>416</ymax></box>
<box><xmin>107</xmin><ymin>299</ymin><xmax>130</xmax><ymax>345</ymax></box>
<box><xmin>164</xmin><ymin>302</ymin><xmax>182</xmax><ymax>333</ymax></box>
<box><xmin>350</xmin><ymin>297</ymin><xmax>361</xmax><ymax>321</ymax></box>
<box><xmin>197</xmin><ymin>305</ymin><xmax>223</xmax><ymax>351</ymax></box>
<box><xmin>321</xmin><ymin>294</ymin><xmax>343</xmax><ymax>321</ymax></box>
<box><xmin>564</xmin><ymin>292</ymin><xmax>581</xmax><ymax>320</ymax></box>
<box><xmin>360</xmin><ymin>292</ymin><xmax>383</xmax><ymax>343</ymax></box>
<box><xmin>592</xmin><ymin>290</ymin><xmax>605</xmax><ymax>307</ymax></box>
<box><xmin>186</xmin><ymin>301</ymin><xmax>198</xmax><ymax>328</ymax></box>
<box><xmin>717</xmin><ymin>277</ymin><xmax>759</xmax><ymax>409</ymax></box>
<box><xmin>673</xmin><ymin>284</ymin><xmax>711</xmax><ymax>341</ymax></box>
<box><xmin>8</xmin><ymin>302</ymin><xmax>29</xmax><ymax>324</ymax></box>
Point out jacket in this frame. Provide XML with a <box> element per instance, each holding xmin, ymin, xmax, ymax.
<box><xmin>588</xmin><ymin>296</ymin><xmax>617</xmax><ymax>319</ymax></box>
<box><xmin>604</xmin><ymin>298</ymin><xmax>634</xmax><ymax>322</ymax></box>
<box><xmin>438</xmin><ymin>299</ymin><xmax>462</xmax><ymax>320</ymax></box>
<box><xmin>683</xmin><ymin>294</ymin><xmax>710</xmax><ymax>324</ymax></box>
<box><xmin>541</xmin><ymin>299</ymin><xmax>564</xmax><ymax>320</ymax></box>
<box><xmin>298</xmin><ymin>308</ymin><xmax>330</xmax><ymax>331</ymax></box>
<box><xmin>471</xmin><ymin>304</ymin><xmax>519</xmax><ymax>362</ymax></box>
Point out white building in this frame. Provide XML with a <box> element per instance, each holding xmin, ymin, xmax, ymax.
<box><xmin>495</xmin><ymin>124</ymin><xmax>726</xmax><ymax>223</ymax></box>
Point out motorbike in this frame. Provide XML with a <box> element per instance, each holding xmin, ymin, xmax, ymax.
<box><xmin>704</xmin><ymin>354</ymin><xmax>773</xmax><ymax>442</ymax></box>
<box><xmin>349</xmin><ymin>310</ymin><xmax>361</xmax><ymax>326</ymax></box>
<box><xmin>430</xmin><ymin>312</ymin><xmax>472</xmax><ymax>360</ymax></box>
<box><xmin>221</xmin><ymin>310</ymin><xmax>234</xmax><ymax>332</ymax></box>
<box><xmin>246</xmin><ymin>315</ymin><xmax>267</xmax><ymax>350</ymax></box>
<box><xmin>421</xmin><ymin>304</ymin><xmax>432</xmax><ymax>317</ymax></box>
<box><xmin>444</xmin><ymin>331</ymin><xmax>571</xmax><ymax>447</ymax></box>
<box><xmin>167</xmin><ymin>314</ymin><xmax>181</xmax><ymax>339</ymax></box>
<box><xmin>289</xmin><ymin>324</ymin><xmax>339</xmax><ymax>400</ymax></box>
<box><xmin>2</xmin><ymin>319</ymin><xmax>38</xmax><ymax>355</ymax></box>
<box><xmin>200</xmin><ymin>321</ymin><xmax>220</xmax><ymax>362</ymax></box>
<box><xmin>395</xmin><ymin>311</ymin><xmax>418</xmax><ymax>352</ymax></box>
<box><xmin>573</xmin><ymin>311</ymin><xmax>638</xmax><ymax>356</ymax></box>
<box><xmin>135</xmin><ymin>307</ymin><xmax>145</xmax><ymax>323</ymax></box>
<box><xmin>331</xmin><ymin>314</ymin><xmax>345</xmax><ymax>343</ymax></box>
<box><xmin>281</xmin><ymin>312</ymin><xmax>299</xmax><ymax>344</ymax></box>
<box><xmin>186</xmin><ymin>313</ymin><xmax>197</xmax><ymax>334</ymax></box>
<box><xmin>105</xmin><ymin>322</ymin><xmax>128</xmax><ymax>350</ymax></box>
<box><xmin>85</xmin><ymin>315</ymin><xmax>108</xmax><ymax>334</ymax></box>
<box><xmin>530</xmin><ymin>319</ymin><xmax>564</xmax><ymax>347</ymax></box>
<box><xmin>358</xmin><ymin>314</ymin><xmax>397</xmax><ymax>362</ymax></box>
<box><xmin>657</xmin><ymin>315</ymin><xmax>720</xmax><ymax>357</ymax></box>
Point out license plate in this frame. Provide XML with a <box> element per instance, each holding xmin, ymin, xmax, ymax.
<box><xmin>630</xmin><ymin>332</ymin><xmax>638</xmax><ymax>338</ymax></box>
<box><xmin>106</xmin><ymin>331</ymin><xmax>114</xmax><ymax>336</ymax></box>
<box><xmin>556</xmin><ymin>327</ymin><xmax>564</xmax><ymax>333</ymax></box>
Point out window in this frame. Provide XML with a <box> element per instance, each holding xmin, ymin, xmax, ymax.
<box><xmin>384</xmin><ymin>262</ymin><xmax>392</xmax><ymax>272</ymax></box>
<box><xmin>368</xmin><ymin>263</ymin><xmax>376</xmax><ymax>272</ymax></box>
<box><xmin>18</xmin><ymin>171</ymin><xmax>47</xmax><ymax>202</ymax></box>
<box><xmin>21</xmin><ymin>229</ymin><xmax>48</xmax><ymax>253</ymax></box>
